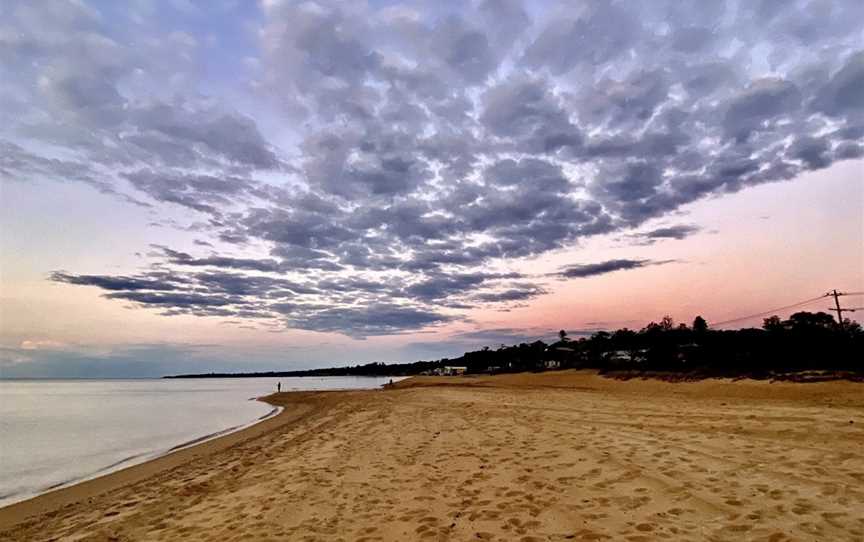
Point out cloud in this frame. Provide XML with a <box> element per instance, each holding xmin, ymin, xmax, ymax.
<box><xmin>104</xmin><ymin>291</ymin><xmax>237</xmax><ymax>307</ymax></box>
<box><xmin>813</xmin><ymin>51</ymin><xmax>864</xmax><ymax>116</ymax></box>
<box><xmin>555</xmin><ymin>259</ymin><xmax>674</xmax><ymax>279</ymax></box>
<box><xmin>19</xmin><ymin>339</ymin><xmax>67</xmax><ymax>351</ymax></box>
<box><xmin>450</xmin><ymin>328</ymin><xmax>545</xmax><ymax>344</ymax></box>
<box><xmin>472</xmin><ymin>284</ymin><xmax>548</xmax><ymax>303</ymax></box>
<box><xmin>480</xmin><ymin>77</ymin><xmax>582</xmax><ymax>152</ymax></box>
<box><xmin>162</xmin><ymin>251</ymin><xmax>285</xmax><ymax>273</ymax></box>
<box><xmin>278</xmin><ymin>303</ymin><xmax>456</xmax><ymax>337</ymax></box>
<box><xmin>5</xmin><ymin>0</ymin><xmax>864</xmax><ymax>337</ymax></box>
<box><xmin>625</xmin><ymin>224</ymin><xmax>702</xmax><ymax>245</ymax></box>
<box><xmin>0</xmin><ymin>343</ymin><xmax>251</xmax><ymax>378</ymax></box>
<box><xmin>404</xmin><ymin>273</ymin><xmax>497</xmax><ymax>302</ymax></box>
<box><xmin>522</xmin><ymin>2</ymin><xmax>640</xmax><ymax>75</ymax></box>
<box><xmin>50</xmin><ymin>271</ymin><xmax>185</xmax><ymax>291</ymax></box>
<box><xmin>723</xmin><ymin>78</ymin><xmax>802</xmax><ymax>142</ymax></box>
<box><xmin>402</xmin><ymin>327</ymin><xmax>554</xmax><ymax>359</ymax></box>
<box><xmin>642</xmin><ymin>225</ymin><xmax>701</xmax><ymax>240</ymax></box>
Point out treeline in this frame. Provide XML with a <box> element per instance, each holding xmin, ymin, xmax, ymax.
<box><xmin>164</xmin><ymin>360</ymin><xmax>441</xmax><ymax>379</ymax></box>
<box><xmin>442</xmin><ymin>311</ymin><xmax>863</xmax><ymax>377</ymax></box>
<box><xmin>166</xmin><ymin>311</ymin><xmax>863</xmax><ymax>379</ymax></box>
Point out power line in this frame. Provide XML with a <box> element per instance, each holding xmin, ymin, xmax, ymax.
<box><xmin>827</xmin><ymin>289</ymin><xmax>864</xmax><ymax>327</ymax></box>
<box><xmin>709</xmin><ymin>294</ymin><xmax>828</xmax><ymax>327</ymax></box>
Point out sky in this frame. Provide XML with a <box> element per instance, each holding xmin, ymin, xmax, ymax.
<box><xmin>1</xmin><ymin>0</ymin><xmax>862</xmax><ymax>378</ymax></box>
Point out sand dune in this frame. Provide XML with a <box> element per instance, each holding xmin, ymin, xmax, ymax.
<box><xmin>1</xmin><ymin>371</ymin><xmax>862</xmax><ymax>541</ymax></box>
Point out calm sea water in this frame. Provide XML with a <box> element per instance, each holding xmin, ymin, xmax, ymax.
<box><xmin>0</xmin><ymin>376</ymin><xmax>398</xmax><ymax>507</ymax></box>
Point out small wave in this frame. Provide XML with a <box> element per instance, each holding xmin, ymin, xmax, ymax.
<box><xmin>257</xmin><ymin>407</ymin><xmax>279</xmax><ymax>420</ymax></box>
<box><xmin>167</xmin><ymin>426</ymin><xmax>241</xmax><ymax>452</ymax></box>
<box><xmin>36</xmin><ymin>451</ymin><xmax>150</xmax><ymax>493</ymax></box>
<box><xmin>165</xmin><ymin>405</ymin><xmax>282</xmax><ymax>452</ymax></box>
<box><xmin>100</xmin><ymin>452</ymin><xmax>150</xmax><ymax>472</ymax></box>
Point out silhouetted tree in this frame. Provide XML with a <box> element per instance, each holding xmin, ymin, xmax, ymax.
<box><xmin>843</xmin><ymin>319</ymin><xmax>863</xmax><ymax>334</ymax></box>
<box><xmin>763</xmin><ymin>315</ymin><xmax>783</xmax><ymax>331</ymax></box>
<box><xmin>787</xmin><ymin>311</ymin><xmax>835</xmax><ymax>330</ymax></box>
<box><xmin>660</xmin><ymin>315</ymin><xmax>675</xmax><ymax>331</ymax></box>
<box><xmin>175</xmin><ymin>311</ymin><xmax>862</xmax><ymax>380</ymax></box>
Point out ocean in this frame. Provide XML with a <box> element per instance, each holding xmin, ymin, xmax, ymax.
<box><xmin>0</xmin><ymin>376</ymin><xmax>398</xmax><ymax>507</ymax></box>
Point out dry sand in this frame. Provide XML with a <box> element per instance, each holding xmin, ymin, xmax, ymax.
<box><xmin>1</xmin><ymin>370</ymin><xmax>862</xmax><ymax>541</ymax></box>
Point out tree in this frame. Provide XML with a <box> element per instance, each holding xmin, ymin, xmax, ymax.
<box><xmin>787</xmin><ymin>311</ymin><xmax>835</xmax><ymax>330</ymax></box>
<box><xmin>559</xmin><ymin>329</ymin><xmax>569</xmax><ymax>342</ymax></box>
<box><xmin>763</xmin><ymin>315</ymin><xmax>783</xmax><ymax>331</ymax></box>
<box><xmin>660</xmin><ymin>315</ymin><xmax>675</xmax><ymax>331</ymax></box>
<box><xmin>693</xmin><ymin>315</ymin><xmax>708</xmax><ymax>333</ymax></box>
<box><xmin>842</xmin><ymin>318</ymin><xmax>863</xmax><ymax>334</ymax></box>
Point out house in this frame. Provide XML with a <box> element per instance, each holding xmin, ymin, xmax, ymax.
<box><xmin>432</xmin><ymin>366</ymin><xmax>467</xmax><ymax>376</ymax></box>
<box><xmin>606</xmin><ymin>349</ymin><xmax>647</xmax><ymax>364</ymax></box>
<box><xmin>544</xmin><ymin>360</ymin><xmax>561</xmax><ymax>369</ymax></box>
<box><xmin>607</xmin><ymin>350</ymin><xmax>631</xmax><ymax>363</ymax></box>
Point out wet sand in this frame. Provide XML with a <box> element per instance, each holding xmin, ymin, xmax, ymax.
<box><xmin>1</xmin><ymin>370</ymin><xmax>862</xmax><ymax>541</ymax></box>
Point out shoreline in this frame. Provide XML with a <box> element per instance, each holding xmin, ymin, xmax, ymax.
<box><xmin>2</xmin><ymin>405</ymin><xmax>284</xmax><ymax>509</ymax></box>
<box><xmin>0</xmin><ymin>395</ymin><xmax>309</xmax><ymax>531</ymax></box>
<box><xmin>0</xmin><ymin>377</ymin><xmax>399</xmax><ymax>519</ymax></box>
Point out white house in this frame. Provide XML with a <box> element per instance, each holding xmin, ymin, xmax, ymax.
<box><xmin>434</xmin><ymin>366</ymin><xmax>467</xmax><ymax>376</ymax></box>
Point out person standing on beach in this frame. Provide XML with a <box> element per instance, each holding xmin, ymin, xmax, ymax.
<box><xmin>277</xmin><ymin>382</ymin><xmax>281</xmax><ymax>393</ymax></box>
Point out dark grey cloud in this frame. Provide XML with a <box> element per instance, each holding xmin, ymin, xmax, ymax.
<box><xmin>50</xmin><ymin>271</ymin><xmax>185</xmax><ymax>291</ymax></box>
<box><xmin>834</xmin><ymin>141</ymin><xmax>864</xmax><ymax>159</ymax></box>
<box><xmin>593</xmin><ymin>162</ymin><xmax>663</xmax><ymax>203</ymax></box>
<box><xmin>628</xmin><ymin>224</ymin><xmax>702</xmax><ymax>245</ymax></box>
<box><xmin>723</xmin><ymin>78</ymin><xmax>802</xmax><ymax>142</ymax></box>
<box><xmin>157</xmin><ymin>246</ymin><xmax>285</xmax><ymax>273</ymax></box>
<box><xmin>191</xmin><ymin>272</ymin><xmax>318</xmax><ymax>297</ymax></box>
<box><xmin>404</xmin><ymin>273</ymin><xmax>492</xmax><ymax>302</ymax></box>
<box><xmin>813</xmin><ymin>51</ymin><xmax>864</xmax><ymax>116</ymax></box>
<box><xmin>7</xmin><ymin>0</ymin><xmax>864</xmax><ymax>336</ymax></box>
<box><xmin>480</xmin><ymin>77</ymin><xmax>583</xmax><ymax>153</ymax></box>
<box><xmin>522</xmin><ymin>2</ymin><xmax>640</xmax><ymax>74</ymax></box>
<box><xmin>644</xmin><ymin>225</ymin><xmax>701</xmax><ymax>240</ymax></box>
<box><xmin>128</xmin><ymin>102</ymin><xmax>281</xmax><ymax>170</ymax></box>
<box><xmin>555</xmin><ymin>259</ymin><xmax>673</xmax><ymax>279</ymax></box>
<box><xmin>431</xmin><ymin>16</ymin><xmax>497</xmax><ymax>84</ymax></box>
<box><xmin>279</xmin><ymin>303</ymin><xmax>455</xmax><ymax>337</ymax></box>
<box><xmin>104</xmin><ymin>291</ymin><xmax>237</xmax><ymax>308</ymax></box>
<box><xmin>123</xmin><ymin>170</ymin><xmax>267</xmax><ymax>215</ymax></box>
<box><xmin>790</xmin><ymin>136</ymin><xmax>831</xmax><ymax>169</ymax></box>
<box><xmin>472</xmin><ymin>284</ymin><xmax>548</xmax><ymax>303</ymax></box>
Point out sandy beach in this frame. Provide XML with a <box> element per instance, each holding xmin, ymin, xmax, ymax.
<box><xmin>1</xmin><ymin>370</ymin><xmax>862</xmax><ymax>541</ymax></box>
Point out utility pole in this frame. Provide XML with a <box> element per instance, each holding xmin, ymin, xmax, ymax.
<box><xmin>827</xmin><ymin>290</ymin><xmax>864</xmax><ymax>330</ymax></box>
<box><xmin>830</xmin><ymin>289</ymin><xmax>844</xmax><ymax>329</ymax></box>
